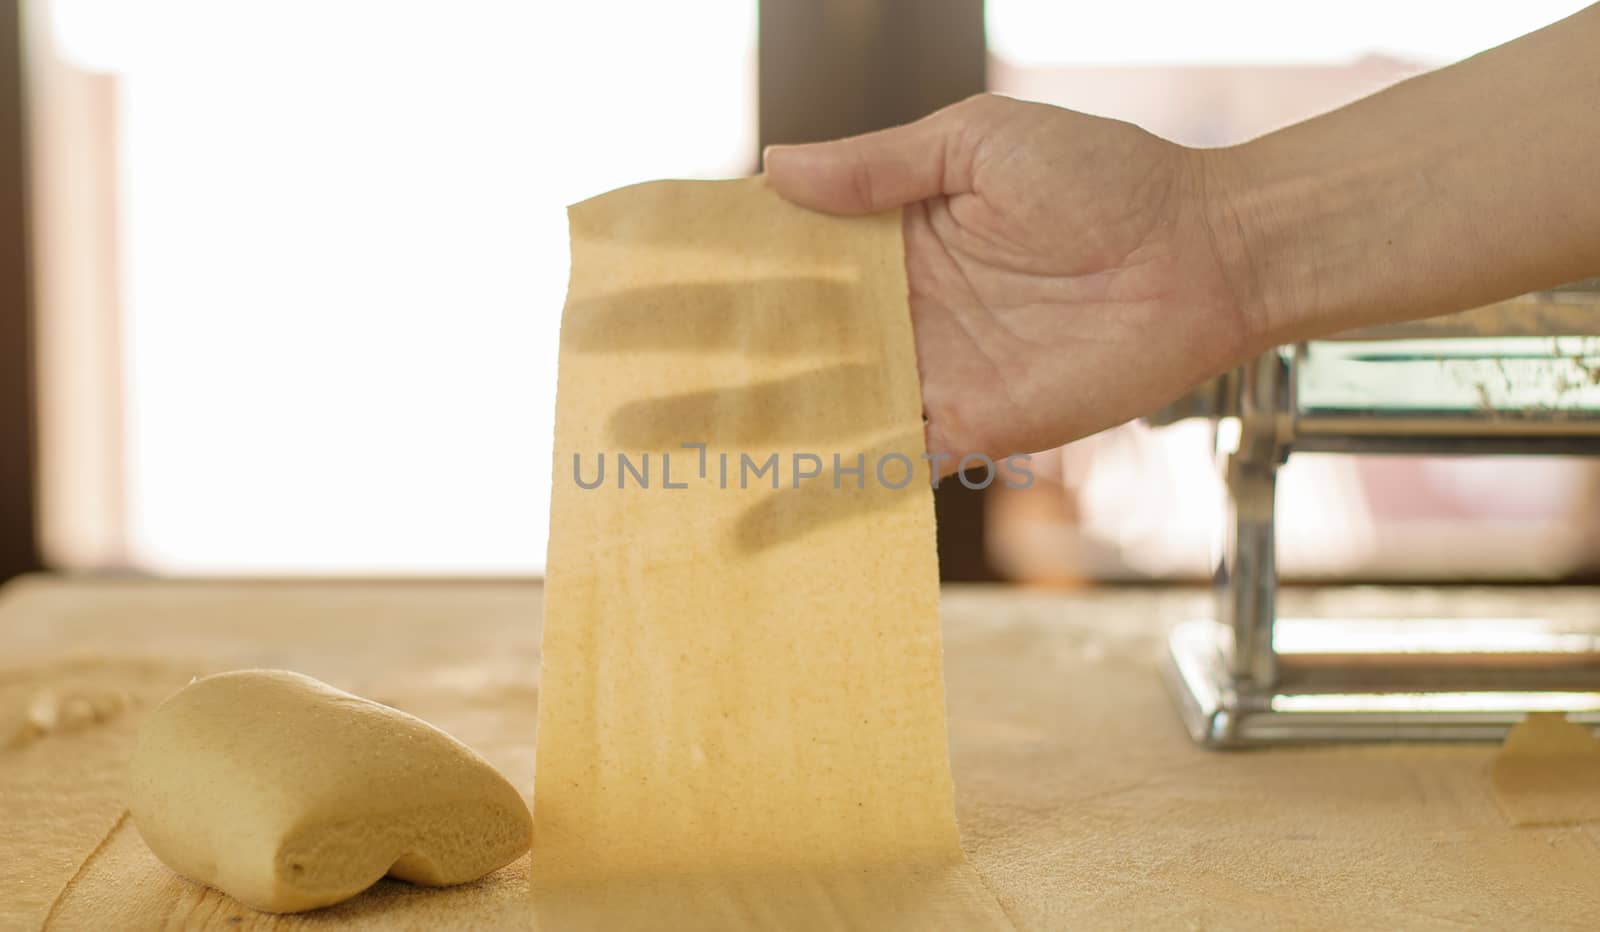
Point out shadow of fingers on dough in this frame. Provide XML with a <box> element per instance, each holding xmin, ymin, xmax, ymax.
<box><xmin>731</xmin><ymin>430</ymin><xmax>928</xmax><ymax>554</ymax></box>
<box><xmin>605</xmin><ymin>364</ymin><xmax>896</xmax><ymax>449</ymax></box>
<box><xmin>563</xmin><ymin>278</ymin><xmax>865</xmax><ymax>356</ymax></box>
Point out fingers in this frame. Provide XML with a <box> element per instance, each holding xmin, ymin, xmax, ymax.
<box><xmin>763</xmin><ymin>95</ymin><xmax>991</xmax><ymax>214</ymax></box>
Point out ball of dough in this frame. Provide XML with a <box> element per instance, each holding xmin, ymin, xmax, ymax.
<box><xmin>127</xmin><ymin>669</ymin><xmax>531</xmax><ymax>913</ymax></box>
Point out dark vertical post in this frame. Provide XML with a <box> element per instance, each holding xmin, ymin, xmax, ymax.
<box><xmin>0</xmin><ymin>0</ymin><xmax>40</xmax><ymax>584</ymax></box>
<box><xmin>759</xmin><ymin>0</ymin><xmax>986</xmax><ymax>150</ymax></box>
<box><xmin>758</xmin><ymin>0</ymin><xmax>995</xmax><ymax>581</ymax></box>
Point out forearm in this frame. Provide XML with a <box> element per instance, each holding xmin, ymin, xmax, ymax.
<box><xmin>1204</xmin><ymin>3</ymin><xmax>1600</xmax><ymax>348</ymax></box>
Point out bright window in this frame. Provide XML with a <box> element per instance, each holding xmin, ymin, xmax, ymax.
<box><xmin>45</xmin><ymin>0</ymin><xmax>757</xmax><ymax>574</ymax></box>
<box><xmin>988</xmin><ymin>0</ymin><xmax>1596</xmax><ymax>67</ymax></box>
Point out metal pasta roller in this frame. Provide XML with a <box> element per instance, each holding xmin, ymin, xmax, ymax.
<box><xmin>1148</xmin><ymin>279</ymin><xmax>1600</xmax><ymax>746</ymax></box>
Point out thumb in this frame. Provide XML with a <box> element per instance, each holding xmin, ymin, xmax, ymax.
<box><xmin>763</xmin><ymin>97</ymin><xmax>985</xmax><ymax>214</ymax></box>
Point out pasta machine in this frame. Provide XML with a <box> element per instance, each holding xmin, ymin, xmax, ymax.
<box><xmin>1148</xmin><ymin>280</ymin><xmax>1600</xmax><ymax>746</ymax></box>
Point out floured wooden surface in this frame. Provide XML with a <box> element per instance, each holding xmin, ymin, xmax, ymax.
<box><xmin>2</xmin><ymin>657</ymin><xmax>193</xmax><ymax>931</ymax></box>
<box><xmin>5</xmin><ymin>579</ymin><xmax>1600</xmax><ymax>929</ymax></box>
<box><xmin>534</xmin><ymin>177</ymin><xmax>1005</xmax><ymax>926</ymax></box>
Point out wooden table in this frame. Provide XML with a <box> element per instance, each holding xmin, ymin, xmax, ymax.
<box><xmin>4</xmin><ymin>577</ymin><xmax>1599</xmax><ymax>930</ymax></box>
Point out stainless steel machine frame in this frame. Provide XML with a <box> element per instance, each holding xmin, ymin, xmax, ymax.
<box><xmin>1152</xmin><ymin>282</ymin><xmax>1600</xmax><ymax>747</ymax></box>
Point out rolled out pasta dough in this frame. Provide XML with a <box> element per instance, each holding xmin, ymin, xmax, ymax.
<box><xmin>533</xmin><ymin>177</ymin><xmax>1011</xmax><ymax>929</ymax></box>
<box><xmin>1491</xmin><ymin>712</ymin><xmax>1600</xmax><ymax>825</ymax></box>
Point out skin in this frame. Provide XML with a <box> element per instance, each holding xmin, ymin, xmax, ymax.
<box><xmin>764</xmin><ymin>3</ymin><xmax>1600</xmax><ymax>473</ymax></box>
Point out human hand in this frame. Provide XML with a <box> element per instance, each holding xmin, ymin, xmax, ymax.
<box><xmin>764</xmin><ymin>94</ymin><xmax>1258</xmax><ymax>473</ymax></box>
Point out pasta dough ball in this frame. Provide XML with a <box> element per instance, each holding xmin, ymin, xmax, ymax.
<box><xmin>127</xmin><ymin>669</ymin><xmax>531</xmax><ymax>913</ymax></box>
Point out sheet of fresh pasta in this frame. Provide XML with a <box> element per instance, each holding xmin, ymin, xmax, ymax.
<box><xmin>534</xmin><ymin>177</ymin><xmax>1011</xmax><ymax>930</ymax></box>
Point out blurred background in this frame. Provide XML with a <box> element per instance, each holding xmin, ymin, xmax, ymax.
<box><xmin>1</xmin><ymin>0</ymin><xmax>1597</xmax><ymax>588</ymax></box>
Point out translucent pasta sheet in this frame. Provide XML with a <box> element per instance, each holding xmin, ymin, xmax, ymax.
<box><xmin>533</xmin><ymin>177</ymin><xmax>1010</xmax><ymax>930</ymax></box>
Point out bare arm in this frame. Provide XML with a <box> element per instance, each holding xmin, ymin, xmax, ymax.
<box><xmin>1208</xmin><ymin>2</ymin><xmax>1600</xmax><ymax>346</ymax></box>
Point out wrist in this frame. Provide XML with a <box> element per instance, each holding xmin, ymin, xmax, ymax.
<box><xmin>1189</xmin><ymin>144</ymin><xmax>1280</xmax><ymax>355</ymax></box>
<box><xmin>1194</xmin><ymin>110</ymin><xmax>1481</xmax><ymax>350</ymax></box>
<box><xmin>1194</xmin><ymin>137</ymin><xmax>1380</xmax><ymax>351</ymax></box>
